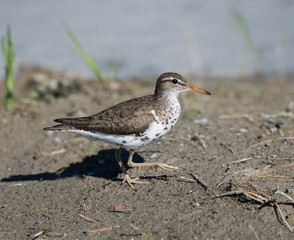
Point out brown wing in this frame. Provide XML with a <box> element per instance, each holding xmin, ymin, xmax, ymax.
<box><xmin>44</xmin><ymin>95</ymin><xmax>155</xmax><ymax>136</ymax></box>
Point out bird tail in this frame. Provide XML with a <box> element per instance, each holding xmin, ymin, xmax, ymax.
<box><xmin>43</xmin><ymin>123</ymin><xmax>72</xmax><ymax>131</ymax></box>
<box><xmin>43</xmin><ymin>116</ymin><xmax>92</xmax><ymax>131</ymax></box>
<box><xmin>43</xmin><ymin>117</ymin><xmax>76</xmax><ymax>131</ymax></box>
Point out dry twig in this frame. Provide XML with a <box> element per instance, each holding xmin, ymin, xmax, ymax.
<box><xmin>212</xmin><ymin>189</ymin><xmax>268</xmax><ymax>204</ymax></box>
<box><xmin>212</xmin><ymin>182</ymin><xmax>294</xmax><ymax>232</ymax></box>
<box><xmin>220</xmin><ymin>143</ymin><xmax>235</xmax><ymax>153</ymax></box>
<box><xmin>189</xmin><ymin>173</ymin><xmax>209</xmax><ymax>190</ymax></box>
<box><xmin>212</xmin><ymin>190</ymin><xmax>244</xmax><ymax>198</ymax></box>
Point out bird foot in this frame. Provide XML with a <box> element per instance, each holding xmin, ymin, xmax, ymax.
<box><xmin>154</xmin><ymin>163</ymin><xmax>179</xmax><ymax>172</ymax></box>
<box><xmin>122</xmin><ymin>174</ymin><xmax>150</xmax><ymax>190</ymax></box>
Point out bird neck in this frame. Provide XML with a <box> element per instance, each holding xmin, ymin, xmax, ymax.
<box><xmin>154</xmin><ymin>91</ymin><xmax>180</xmax><ymax>106</ymax></box>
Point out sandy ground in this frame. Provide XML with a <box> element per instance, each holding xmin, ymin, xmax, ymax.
<box><xmin>0</xmin><ymin>67</ymin><xmax>294</xmax><ymax>239</ymax></box>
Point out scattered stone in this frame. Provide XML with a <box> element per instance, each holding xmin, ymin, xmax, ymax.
<box><xmin>239</xmin><ymin>128</ymin><xmax>248</xmax><ymax>133</ymax></box>
<box><xmin>194</xmin><ymin>118</ymin><xmax>208</xmax><ymax>124</ymax></box>
<box><xmin>26</xmin><ymin>73</ymin><xmax>83</xmax><ymax>101</ymax></box>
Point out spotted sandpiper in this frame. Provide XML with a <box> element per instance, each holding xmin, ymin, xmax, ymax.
<box><xmin>43</xmin><ymin>72</ymin><xmax>211</xmax><ymax>190</ymax></box>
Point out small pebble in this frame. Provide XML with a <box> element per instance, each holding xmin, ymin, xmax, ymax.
<box><xmin>239</xmin><ymin>128</ymin><xmax>248</xmax><ymax>133</ymax></box>
<box><xmin>45</xmin><ymin>131</ymin><xmax>54</xmax><ymax>136</ymax></box>
<box><xmin>194</xmin><ymin>118</ymin><xmax>208</xmax><ymax>124</ymax></box>
<box><xmin>192</xmin><ymin>202</ymin><xmax>201</xmax><ymax>207</ymax></box>
<box><xmin>54</xmin><ymin>137</ymin><xmax>62</xmax><ymax>143</ymax></box>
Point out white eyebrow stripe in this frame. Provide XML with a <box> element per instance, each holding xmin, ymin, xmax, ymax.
<box><xmin>162</xmin><ymin>77</ymin><xmax>185</xmax><ymax>85</ymax></box>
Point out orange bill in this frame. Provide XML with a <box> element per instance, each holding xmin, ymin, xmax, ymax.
<box><xmin>185</xmin><ymin>85</ymin><xmax>211</xmax><ymax>95</ymax></box>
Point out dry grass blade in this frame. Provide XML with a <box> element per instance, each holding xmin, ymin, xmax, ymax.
<box><xmin>179</xmin><ymin>176</ymin><xmax>196</xmax><ymax>183</ymax></box>
<box><xmin>212</xmin><ymin>182</ymin><xmax>294</xmax><ymax>232</ymax></box>
<box><xmin>274</xmin><ymin>202</ymin><xmax>293</xmax><ymax>232</ymax></box>
<box><xmin>79</xmin><ymin>214</ymin><xmax>100</xmax><ymax>224</ymax></box>
<box><xmin>195</xmin><ymin>133</ymin><xmax>207</xmax><ymax>149</ymax></box>
<box><xmin>243</xmin><ymin>191</ymin><xmax>268</xmax><ymax>204</ymax></box>
<box><xmin>86</xmin><ymin>225</ymin><xmax>120</xmax><ymax>233</ymax></box>
<box><xmin>31</xmin><ymin>229</ymin><xmax>65</xmax><ymax>239</ymax></box>
<box><xmin>274</xmin><ymin>190</ymin><xmax>294</xmax><ymax>204</ymax></box>
<box><xmin>229</xmin><ymin>157</ymin><xmax>253</xmax><ymax>165</ymax></box>
<box><xmin>32</xmin><ymin>230</ymin><xmax>46</xmax><ymax>239</ymax></box>
<box><xmin>50</xmin><ymin>149</ymin><xmax>65</xmax><ymax>155</ymax></box>
<box><xmin>224</xmin><ymin>182</ymin><xmax>268</xmax><ymax>204</ymax></box>
<box><xmin>248</xmin><ymin>224</ymin><xmax>261</xmax><ymax>240</ymax></box>
<box><xmin>212</xmin><ymin>190</ymin><xmax>244</xmax><ymax>198</ymax></box>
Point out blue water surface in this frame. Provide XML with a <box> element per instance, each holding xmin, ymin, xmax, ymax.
<box><xmin>0</xmin><ymin>0</ymin><xmax>293</xmax><ymax>79</ymax></box>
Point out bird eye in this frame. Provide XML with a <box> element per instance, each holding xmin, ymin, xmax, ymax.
<box><xmin>172</xmin><ymin>78</ymin><xmax>178</xmax><ymax>84</ymax></box>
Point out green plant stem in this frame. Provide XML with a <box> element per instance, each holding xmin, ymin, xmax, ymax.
<box><xmin>2</xmin><ymin>25</ymin><xmax>15</xmax><ymax>108</ymax></box>
<box><xmin>62</xmin><ymin>22</ymin><xmax>105</xmax><ymax>84</ymax></box>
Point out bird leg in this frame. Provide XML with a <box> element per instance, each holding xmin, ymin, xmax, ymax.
<box><xmin>115</xmin><ymin>147</ymin><xmax>127</xmax><ymax>175</ymax></box>
<box><xmin>115</xmin><ymin>147</ymin><xmax>149</xmax><ymax>190</ymax></box>
<box><xmin>127</xmin><ymin>151</ymin><xmax>179</xmax><ymax>172</ymax></box>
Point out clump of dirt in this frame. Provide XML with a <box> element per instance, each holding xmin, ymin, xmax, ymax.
<box><xmin>0</xmin><ymin>67</ymin><xmax>293</xmax><ymax>239</ymax></box>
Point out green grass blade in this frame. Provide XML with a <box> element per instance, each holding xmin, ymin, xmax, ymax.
<box><xmin>62</xmin><ymin>22</ymin><xmax>105</xmax><ymax>83</ymax></box>
<box><xmin>228</xmin><ymin>0</ymin><xmax>264</xmax><ymax>61</ymax></box>
<box><xmin>2</xmin><ymin>37</ymin><xmax>7</xmax><ymax>61</ymax></box>
<box><xmin>1</xmin><ymin>24</ymin><xmax>15</xmax><ymax>108</ymax></box>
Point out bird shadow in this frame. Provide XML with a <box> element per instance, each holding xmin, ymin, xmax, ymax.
<box><xmin>1</xmin><ymin>148</ymin><xmax>144</xmax><ymax>182</ymax></box>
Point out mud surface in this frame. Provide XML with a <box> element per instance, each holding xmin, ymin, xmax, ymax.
<box><xmin>1</xmin><ymin>68</ymin><xmax>294</xmax><ymax>239</ymax></box>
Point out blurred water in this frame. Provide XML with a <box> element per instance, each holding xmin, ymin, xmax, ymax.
<box><xmin>0</xmin><ymin>0</ymin><xmax>293</xmax><ymax>79</ymax></box>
